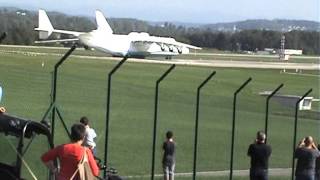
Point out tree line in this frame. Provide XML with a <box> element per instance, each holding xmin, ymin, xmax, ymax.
<box><xmin>184</xmin><ymin>29</ymin><xmax>320</xmax><ymax>55</ymax></box>
<box><xmin>0</xmin><ymin>8</ymin><xmax>319</xmax><ymax>55</ymax></box>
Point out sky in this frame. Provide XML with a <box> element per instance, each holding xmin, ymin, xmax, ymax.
<box><xmin>0</xmin><ymin>0</ymin><xmax>319</xmax><ymax>23</ymax></box>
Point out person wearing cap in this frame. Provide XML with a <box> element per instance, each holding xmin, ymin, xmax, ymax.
<box><xmin>247</xmin><ymin>131</ymin><xmax>272</xmax><ymax>180</ymax></box>
<box><xmin>295</xmin><ymin>136</ymin><xmax>320</xmax><ymax>180</ymax></box>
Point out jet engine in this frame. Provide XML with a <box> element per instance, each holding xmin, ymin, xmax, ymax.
<box><xmin>160</xmin><ymin>44</ymin><xmax>165</xmax><ymax>51</ymax></box>
<box><xmin>169</xmin><ymin>45</ymin><xmax>179</xmax><ymax>53</ymax></box>
<box><xmin>160</xmin><ymin>44</ymin><xmax>169</xmax><ymax>52</ymax></box>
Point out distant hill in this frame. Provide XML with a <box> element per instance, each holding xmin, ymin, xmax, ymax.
<box><xmin>1</xmin><ymin>7</ymin><xmax>319</xmax><ymax>32</ymax></box>
<box><xmin>201</xmin><ymin>19</ymin><xmax>320</xmax><ymax>32</ymax></box>
<box><xmin>0</xmin><ymin>7</ymin><xmax>319</xmax><ymax>55</ymax></box>
<box><xmin>132</xmin><ymin>19</ymin><xmax>320</xmax><ymax>32</ymax></box>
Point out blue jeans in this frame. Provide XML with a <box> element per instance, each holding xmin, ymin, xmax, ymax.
<box><xmin>250</xmin><ymin>168</ymin><xmax>268</xmax><ymax>180</ymax></box>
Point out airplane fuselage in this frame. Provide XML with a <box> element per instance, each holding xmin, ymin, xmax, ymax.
<box><xmin>79</xmin><ymin>31</ymin><xmax>188</xmax><ymax>58</ymax></box>
<box><xmin>79</xmin><ymin>31</ymin><xmax>130</xmax><ymax>56</ymax></box>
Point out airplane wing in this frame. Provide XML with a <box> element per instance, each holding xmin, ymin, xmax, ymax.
<box><xmin>34</xmin><ymin>38</ymin><xmax>79</xmax><ymax>44</ymax></box>
<box><xmin>170</xmin><ymin>41</ymin><xmax>201</xmax><ymax>50</ymax></box>
<box><xmin>130</xmin><ymin>33</ymin><xmax>201</xmax><ymax>50</ymax></box>
<box><xmin>150</xmin><ymin>37</ymin><xmax>201</xmax><ymax>50</ymax></box>
<box><xmin>128</xmin><ymin>33</ymin><xmax>201</xmax><ymax>57</ymax></box>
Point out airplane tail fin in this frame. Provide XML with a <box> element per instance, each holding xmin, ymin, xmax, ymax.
<box><xmin>35</xmin><ymin>10</ymin><xmax>54</xmax><ymax>39</ymax></box>
<box><xmin>95</xmin><ymin>10</ymin><xmax>113</xmax><ymax>34</ymax></box>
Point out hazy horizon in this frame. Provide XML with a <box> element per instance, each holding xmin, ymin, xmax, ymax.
<box><xmin>0</xmin><ymin>0</ymin><xmax>319</xmax><ymax>24</ymax></box>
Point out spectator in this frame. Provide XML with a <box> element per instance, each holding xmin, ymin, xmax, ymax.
<box><xmin>315</xmin><ymin>144</ymin><xmax>320</xmax><ymax>180</ymax></box>
<box><xmin>41</xmin><ymin>123</ymin><xmax>99</xmax><ymax>179</ymax></box>
<box><xmin>0</xmin><ymin>85</ymin><xmax>5</xmax><ymax>113</ymax></box>
<box><xmin>294</xmin><ymin>136</ymin><xmax>320</xmax><ymax>180</ymax></box>
<box><xmin>162</xmin><ymin>130</ymin><xmax>176</xmax><ymax>180</ymax></box>
<box><xmin>0</xmin><ymin>85</ymin><xmax>2</xmax><ymax>103</ymax></box>
<box><xmin>80</xmin><ymin>116</ymin><xmax>97</xmax><ymax>155</ymax></box>
<box><xmin>247</xmin><ymin>131</ymin><xmax>272</xmax><ymax>180</ymax></box>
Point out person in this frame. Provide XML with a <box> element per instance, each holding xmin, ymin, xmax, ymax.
<box><xmin>0</xmin><ymin>85</ymin><xmax>5</xmax><ymax>113</ymax></box>
<box><xmin>0</xmin><ymin>85</ymin><xmax>3</xmax><ymax>103</ymax></box>
<box><xmin>247</xmin><ymin>131</ymin><xmax>272</xmax><ymax>180</ymax></box>
<box><xmin>162</xmin><ymin>130</ymin><xmax>176</xmax><ymax>180</ymax></box>
<box><xmin>316</xmin><ymin>144</ymin><xmax>320</xmax><ymax>180</ymax></box>
<box><xmin>41</xmin><ymin>123</ymin><xmax>99</xmax><ymax>179</ymax></box>
<box><xmin>294</xmin><ymin>136</ymin><xmax>320</xmax><ymax>180</ymax></box>
<box><xmin>80</xmin><ymin>116</ymin><xmax>97</xmax><ymax>155</ymax></box>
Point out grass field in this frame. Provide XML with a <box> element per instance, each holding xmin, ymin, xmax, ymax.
<box><xmin>0</xmin><ymin>47</ymin><xmax>319</xmax><ymax>180</ymax></box>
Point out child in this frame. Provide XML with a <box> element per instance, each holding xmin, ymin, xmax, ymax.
<box><xmin>162</xmin><ymin>131</ymin><xmax>176</xmax><ymax>180</ymax></box>
<box><xmin>80</xmin><ymin>116</ymin><xmax>97</xmax><ymax>155</ymax></box>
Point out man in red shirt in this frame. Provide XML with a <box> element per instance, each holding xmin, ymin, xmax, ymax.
<box><xmin>41</xmin><ymin>123</ymin><xmax>99</xmax><ymax>180</ymax></box>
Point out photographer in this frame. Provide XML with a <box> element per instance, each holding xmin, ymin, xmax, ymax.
<box><xmin>294</xmin><ymin>136</ymin><xmax>320</xmax><ymax>180</ymax></box>
<box><xmin>247</xmin><ymin>131</ymin><xmax>272</xmax><ymax>180</ymax></box>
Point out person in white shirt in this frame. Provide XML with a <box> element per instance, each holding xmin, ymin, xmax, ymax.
<box><xmin>0</xmin><ymin>85</ymin><xmax>6</xmax><ymax>113</ymax></box>
<box><xmin>0</xmin><ymin>85</ymin><xmax>2</xmax><ymax>103</ymax></box>
<box><xmin>80</xmin><ymin>116</ymin><xmax>97</xmax><ymax>155</ymax></box>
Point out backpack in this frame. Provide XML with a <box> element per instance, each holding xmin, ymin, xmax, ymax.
<box><xmin>70</xmin><ymin>148</ymin><xmax>96</xmax><ymax>180</ymax></box>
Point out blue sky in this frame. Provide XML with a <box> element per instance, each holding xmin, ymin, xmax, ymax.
<box><xmin>0</xmin><ymin>0</ymin><xmax>319</xmax><ymax>23</ymax></box>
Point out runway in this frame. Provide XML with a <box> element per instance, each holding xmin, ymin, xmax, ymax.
<box><xmin>130</xmin><ymin>58</ymin><xmax>320</xmax><ymax>70</ymax></box>
<box><xmin>0</xmin><ymin>45</ymin><xmax>319</xmax><ymax>70</ymax></box>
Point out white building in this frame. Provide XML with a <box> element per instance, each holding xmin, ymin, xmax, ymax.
<box><xmin>284</xmin><ymin>49</ymin><xmax>303</xmax><ymax>55</ymax></box>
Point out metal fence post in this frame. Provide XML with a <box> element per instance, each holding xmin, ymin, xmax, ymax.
<box><xmin>192</xmin><ymin>71</ymin><xmax>216</xmax><ymax>180</ymax></box>
<box><xmin>104</xmin><ymin>57</ymin><xmax>128</xmax><ymax>178</ymax></box>
<box><xmin>291</xmin><ymin>88</ymin><xmax>312</xmax><ymax>180</ymax></box>
<box><xmin>47</xmin><ymin>45</ymin><xmax>76</xmax><ymax>142</ymax></box>
<box><xmin>264</xmin><ymin>84</ymin><xmax>284</xmax><ymax>143</ymax></box>
<box><xmin>229</xmin><ymin>77</ymin><xmax>252</xmax><ymax>180</ymax></box>
<box><xmin>151</xmin><ymin>64</ymin><xmax>176</xmax><ymax>180</ymax></box>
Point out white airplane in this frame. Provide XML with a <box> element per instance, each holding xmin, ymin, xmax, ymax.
<box><xmin>35</xmin><ymin>10</ymin><xmax>201</xmax><ymax>59</ymax></box>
